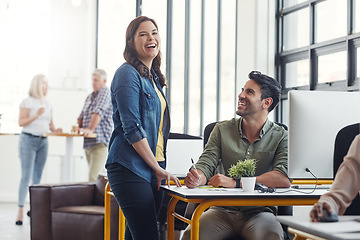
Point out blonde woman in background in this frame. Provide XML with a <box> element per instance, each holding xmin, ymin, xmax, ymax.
<box><xmin>15</xmin><ymin>74</ymin><xmax>62</xmax><ymax>225</ymax></box>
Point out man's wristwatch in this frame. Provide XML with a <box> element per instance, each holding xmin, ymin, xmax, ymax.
<box><xmin>233</xmin><ymin>178</ymin><xmax>241</xmax><ymax>188</ymax></box>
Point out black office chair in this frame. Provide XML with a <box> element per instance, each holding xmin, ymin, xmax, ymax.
<box><xmin>333</xmin><ymin>123</ymin><xmax>360</xmax><ymax>215</ymax></box>
<box><xmin>203</xmin><ymin>122</ymin><xmax>217</xmax><ymax>148</ymax></box>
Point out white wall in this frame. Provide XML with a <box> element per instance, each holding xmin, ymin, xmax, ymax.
<box><xmin>0</xmin><ymin>0</ymin><xmax>97</xmax><ymax>202</ymax></box>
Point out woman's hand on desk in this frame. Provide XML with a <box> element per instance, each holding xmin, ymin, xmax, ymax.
<box><xmin>155</xmin><ymin>168</ymin><xmax>182</xmax><ymax>190</ymax></box>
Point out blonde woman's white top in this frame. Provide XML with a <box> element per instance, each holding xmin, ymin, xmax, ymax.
<box><xmin>20</xmin><ymin>96</ymin><xmax>52</xmax><ymax>136</ymax></box>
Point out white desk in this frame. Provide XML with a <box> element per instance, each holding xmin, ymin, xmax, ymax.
<box><xmin>277</xmin><ymin>215</ymin><xmax>360</xmax><ymax>240</ymax></box>
<box><xmin>161</xmin><ymin>186</ymin><xmax>328</xmax><ymax>240</ymax></box>
<box><xmin>46</xmin><ymin>133</ymin><xmax>96</xmax><ymax>182</ymax></box>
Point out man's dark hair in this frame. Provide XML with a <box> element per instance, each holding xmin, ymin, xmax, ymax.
<box><xmin>248</xmin><ymin>71</ymin><xmax>281</xmax><ymax>112</ymax></box>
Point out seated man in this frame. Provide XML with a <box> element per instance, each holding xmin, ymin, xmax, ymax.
<box><xmin>310</xmin><ymin>134</ymin><xmax>360</xmax><ymax>221</ymax></box>
<box><xmin>182</xmin><ymin>71</ymin><xmax>291</xmax><ymax>240</ymax></box>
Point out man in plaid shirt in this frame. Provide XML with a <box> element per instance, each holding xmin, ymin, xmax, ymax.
<box><xmin>78</xmin><ymin>69</ymin><xmax>113</xmax><ymax>181</ymax></box>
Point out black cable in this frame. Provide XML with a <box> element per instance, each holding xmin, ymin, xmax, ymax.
<box><xmin>274</xmin><ymin>168</ymin><xmax>319</xmax><ymax>194</ymax></box>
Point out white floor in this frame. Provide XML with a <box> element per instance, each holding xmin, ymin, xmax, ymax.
<box><xmin>0</xmin><ymin>202</ymin><xmax>30</xmax><ymax>240</ymax></box>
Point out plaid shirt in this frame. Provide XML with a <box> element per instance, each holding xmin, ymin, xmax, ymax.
<box><xmin>78</xmin><ymin>86</ymin><xmax>113</xmax><ymax>149</ymax></box>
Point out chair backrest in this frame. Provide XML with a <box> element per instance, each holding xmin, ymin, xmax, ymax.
<box><xmin>333</xmin><ymin>123</ymin><xmax>360</xmax><ymax>215</ymax></box>
<box><xmin>203</xmin><ymin>122</ymin><xmax>217</xmax><ymax>147</ymax></box>
<box><xmin>333</xmin><ymin>123</ymin><xmax>360</xmax><ymax>177</ymax></box>
<box><xmin>169</xmin><ymin>132</ymin><xmax>202</xmax><ymax>140</ymax></box>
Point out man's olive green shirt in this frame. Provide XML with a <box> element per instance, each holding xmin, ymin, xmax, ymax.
<box><xmin>195</xmin><ymin>117</ymin><xmax>288</xmax><ymax>213</ymax></box>
<box><xmin>196</xmin><ymin>117</ymin><xmax>288</xmax><ymax>181</ymax></box>
<box><xmin>196</xmin><ymin>118</ymin><xmax>288</xmax><ymax>213</ymax></box>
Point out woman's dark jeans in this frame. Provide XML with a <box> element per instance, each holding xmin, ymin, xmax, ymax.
<box><xmin>107</xmin><ymin>162</ymin><xmax>165</xmax><ymax>240</ymax></box>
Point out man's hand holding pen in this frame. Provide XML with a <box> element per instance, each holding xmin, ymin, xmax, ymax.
<box><xmin>184</xmin><ymin>158</ymin><xmax>204</xmax><ymax>188</ymax></box>
<box><xmin>184</xmin><ymin>169</ymin><xmax>202</xmax><ymax>188</ymax></box>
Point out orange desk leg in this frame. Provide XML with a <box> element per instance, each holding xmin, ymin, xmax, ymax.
<box><xmin>288</xmin><ymin>227</ymin><xmax>326</xmax><ymax>240</ymax></box>
<box><xmin>119</xmin><ymin>207</ymin><xmax>125</xmax><ymax>239</ymax></box>
<box><xmin>167</xmin><ymin>197</ymin><xmax>180</xmax><ymax>240</ymax></box>
<box><xmin>190</xmin><ymin>201</ymin><xmax>212</xmax><ymax>240</ymax></box>
<box><xmin>104</xmin><ymin>182</ymin><xmax>111</xmax><ymax>240</ymax></box>
<box><xmin>104</xmin><ymin>182</ymin><xmax>125</xmax><ymax>240</ymax></box>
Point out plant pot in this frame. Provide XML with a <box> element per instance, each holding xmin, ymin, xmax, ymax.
<box><xmin>241</xmin><ymin>177</ymin><xmax>256</xmax><ymax>192</ymax></box>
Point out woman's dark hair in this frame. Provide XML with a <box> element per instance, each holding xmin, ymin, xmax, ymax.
<box><xmin>124</xmin><ymin>16</ymin><xmax>166</xmax><ymax>87</ymax></box>
<box><xmin>248</xmin><ymin>71</ymin><xmax>281</xmax><ymax>112</ymax></box>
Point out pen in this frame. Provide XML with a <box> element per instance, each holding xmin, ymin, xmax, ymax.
<box><xmin>191</xmin><ymin>158</ymin><xmax>197</xmax><ymax>171</ymax></box>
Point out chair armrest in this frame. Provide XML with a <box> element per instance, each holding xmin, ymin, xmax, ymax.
<box><xmin>30</xmin><ymin>185</ymin><xmax>52</xmax><ymax>240</ymax></box>
<box><xmin>30</xmin><ymin>182</ymin><xmax>100</xmax><ymax>240</ymax></box>
<box><xmin>30</xmin><ymin>182</ymin><xmax>96</xmax><ymax>240</ymax></box>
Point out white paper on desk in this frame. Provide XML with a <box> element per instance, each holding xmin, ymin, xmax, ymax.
<box><xmin>172</xmin><ymin>186</ymin><xmax>238</xmax><ymax>192</ymax></box>
<box><xmin>198</xmin><ymin>187</ymin><xmax>239</xmax><ymax>192</ymax></box>
<box><xmin>311</xmin><ymin>221</ymin><xmax>360</xmax><ymax>233</ymax></box>
<box><xmin>171</xmin><ymin>186</ymin><xmax>237</xmax><ymax>191</ymax></box>
<box><xmin>169</xmin><ymin>186</ymin><xmax>261</xmax><ymax>197</ymax></box>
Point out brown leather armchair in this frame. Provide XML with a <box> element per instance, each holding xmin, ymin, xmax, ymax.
<box><xmin>29</xmin><ymin>175</ymin><xmax>119</xmax><ymax>240</ymax></box>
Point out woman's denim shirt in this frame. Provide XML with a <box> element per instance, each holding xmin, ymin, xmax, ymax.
<box><xmin>106</xmin><ymin>63</ymin><xmax>170</xmax><ymax>183</ymax></box>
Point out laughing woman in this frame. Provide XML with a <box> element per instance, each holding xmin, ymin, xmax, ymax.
<box><xmin>106</xmin><ymin>16</ymin><xmax>181</xmax><ymax>240</ymax></box>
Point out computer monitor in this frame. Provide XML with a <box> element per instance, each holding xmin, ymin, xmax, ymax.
<box><xmin>166</xmin><ymin>139</ymin><xmax>203</xmax><ymax>176</ymax></box>
<box><xmin>288</xmin><ymin>90</ymin><xmax>360</xmax><ymax>179</ymax></box>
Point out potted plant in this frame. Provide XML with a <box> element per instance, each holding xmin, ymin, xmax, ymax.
<box><xmin>228</xmin><ymin>159</ymin><xmax>257</xmax><ymax>192</ymax></box>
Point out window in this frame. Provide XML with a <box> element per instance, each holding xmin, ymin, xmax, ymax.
<box><xmin>283</xmin><ymin>0</ymin><xmax>307</xmax><ymax>8</ymax></box>
<box><xmin>318</xmin><ymin>51</ymin><xmax>347</xmax><ymax>83</ymax></box>
<box><xmin>281</xmin><ymin>99</ymin><xmax>289</xmax><ymax>126</ymax></box>
<box><xmin>283</xmin><ymin>8</ymin><xmax>309</xmax><ymax>51</ymax></box>
<box><xmin>356</xmin><ymin>0</ymin><xmax>360</xmax><ymax>32</ymax></box>
<box><xmin>357</xmin><ymin>48</ymin><xmax>360</xmax><ymax>78</ymax></box>
<box><xmin>219</xmin><ymin>0</ymin><xmax>237</xmax><ymax>121</ymax></box>
<box><xmin>315</xmin><ymin>0</ymin><xmax>347</xmax><ymax>43</ymax></box>
<box><xmin>202</xmin><ymin>0</ymin><xmax>218</xmax><ymax>128</ymax></box>
<box><xmin>285</xmin><ymin>59</ymin><xmax>310</xmax><ymax>88</ymax></box>
<box><xmin>169</xmin><ymin>0</ymin><xmax>185</xmax><ymax>133</ymax></box>
<box><xmin>188</xmin><ymin>0</ymin><xmax>202</xmax><ymax>135</ymax></box>
<box><xmin>276</xmin><ymin>0</ymin><xmax>359</xmax><ymax>122</ymax></box>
